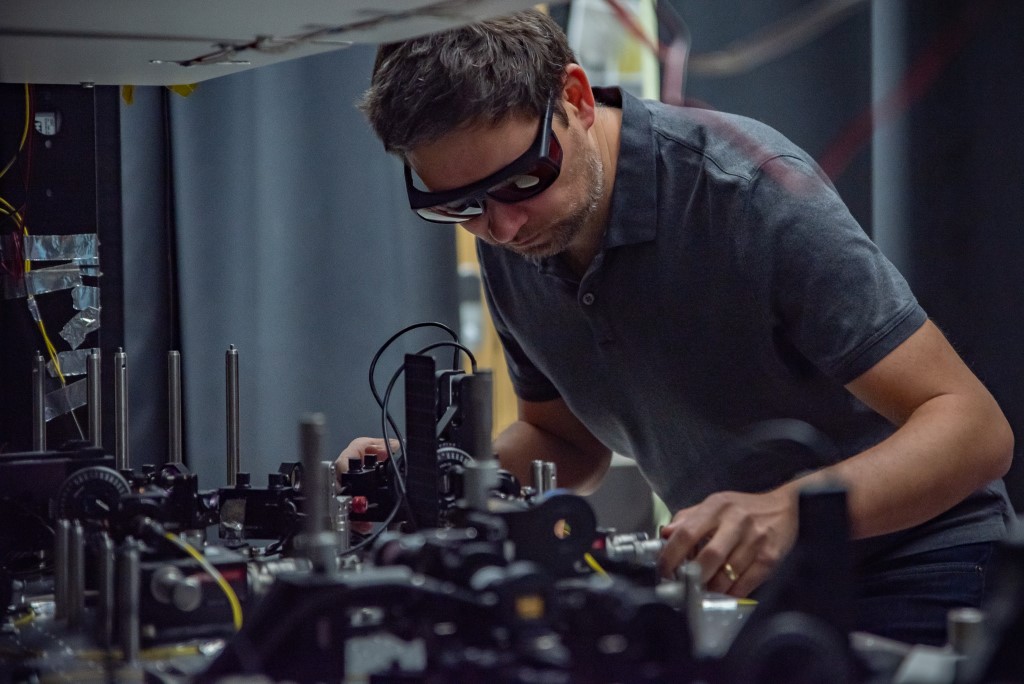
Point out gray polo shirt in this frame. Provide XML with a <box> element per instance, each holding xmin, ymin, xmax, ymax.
<box><xmin>478</xmin><ymin>87</ymin><xmax>1010</xmax><ymax>562</ymax></box>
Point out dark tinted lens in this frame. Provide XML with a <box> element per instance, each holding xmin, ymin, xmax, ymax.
<box><xmin>487</xmin><ymin>131</ymin><xmax>562</xmax><ymax>203</ymax></box>
<box><xmin>487</xmin><ymin>163</ymin><xmax>559</xmax><ymax>203</ymax></box>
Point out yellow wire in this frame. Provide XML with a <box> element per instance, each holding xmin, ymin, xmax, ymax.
<box><xmin>162</xmin><ymin>532</ymin><xmax>243</xmax><ymax>631</ymax></box>
<box><xmin>1</xmin><ymin>195</ymin><xmax>70</xmax><ymax>386</ymax></box>
<box><xmin>0</xmin><ymin>88</ymin><xmax>84</xmax><ymax>438</ymax></box>
<box><xmin>0</xmin><ymin>84</ymin><xmax>30</xmax><ymax>180</ymax></box>
<box><xmin>76</xmin><ymin>642</ymin><xmax>204</xmax><ymax>662</ymax></box>
<box><xmin>583</xmin><ymin>552</ymin><xmax>609</xmax><ymax>577</ymax></box>
<box><xmin>12</xmin><ymin>608</ymin><xmax>36</xmax><ymax>628</ymax></box>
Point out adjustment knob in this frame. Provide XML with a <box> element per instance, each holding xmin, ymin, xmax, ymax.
<box><xmin>151</xmin><ymin>566</ymin><xmax>203</xmax><ymax>612</ymax></box>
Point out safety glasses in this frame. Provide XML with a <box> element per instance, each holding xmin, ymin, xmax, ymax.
<box><xmin>404</xmin><ymin>96</ymin><xmax>563</xmax><ymax>224</ymax></box>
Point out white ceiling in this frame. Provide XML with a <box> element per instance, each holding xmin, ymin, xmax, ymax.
<box><xmin>0</xmin><ymin>1</ymin><xmax>564</xmax><ymax>86</ymax></box>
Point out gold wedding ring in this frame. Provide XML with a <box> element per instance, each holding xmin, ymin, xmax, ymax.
<box><xmin>722</xmin><ymin>562</ymin><xmax>739</xmax><ymax>582</ymax></box>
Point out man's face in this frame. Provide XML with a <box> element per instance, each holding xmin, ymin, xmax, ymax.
<box><xmin>406</xmin><ymin>105</ymin><xmax>603</xmax><ymax>261</ymax></box>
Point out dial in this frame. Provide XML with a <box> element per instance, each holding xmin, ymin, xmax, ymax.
<box><xmin>436</xmin><ymin>444</ymin><xmax>473</xmax><ymax>504</ymax></box>
<box><xmin>55</xmin><ymin>466</ymin><xmax>131</xmax><ymax>524</ymax></box>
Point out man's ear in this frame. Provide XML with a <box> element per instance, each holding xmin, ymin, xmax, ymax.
<box><xmin>562</xmin><ymin>63</ymin><xmax>597</xmax><ymax>129</ymax></box>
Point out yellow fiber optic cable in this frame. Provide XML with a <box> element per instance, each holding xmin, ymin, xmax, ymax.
<box><xmin>162</xmin><ymin>532</ymin><xmax>244</xmax><ymax>631</ymax></box>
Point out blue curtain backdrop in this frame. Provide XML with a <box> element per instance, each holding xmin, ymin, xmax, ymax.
<box><xmin>121</xmin><ymin>46</ymin><xmax>458</xmax><ymax>485</ymax></box>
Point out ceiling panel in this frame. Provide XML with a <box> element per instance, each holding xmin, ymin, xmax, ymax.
<box><xmin>0</xmin><ymin>1</ymin><xmax>564</xmax><ymax>86</ymax></box>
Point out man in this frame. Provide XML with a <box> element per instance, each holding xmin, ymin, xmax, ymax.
<box><xmin>342</xmin><ymin>9</ymin><xmax>1014</xmax><ymax>645</ymax></box>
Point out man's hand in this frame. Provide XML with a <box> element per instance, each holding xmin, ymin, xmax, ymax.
<box><xmin>334</xmin><ymin>437</ymin><xmax>399</xmax><ymax>478</ymax></box>
<box><xmin>657</xmin><ymin>487</ymin><xmax>799</xmax><ymax>597</ymax></box>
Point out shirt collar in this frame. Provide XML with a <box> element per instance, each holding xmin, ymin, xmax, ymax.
<box><xmin>595</xmin><ymin>87</ymin><xmax>659</xmax><ymax>249</ymax></box>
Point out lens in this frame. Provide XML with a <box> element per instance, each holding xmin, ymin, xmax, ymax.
<box><xmin>487</xmin><ymin>162</ymin><xmax>559</xmax><ymax>203</ymax></box>
<box><xmin>416</xmin><ymin>199</ymin><xmax>485</xmax><ymax>223</ymax></box>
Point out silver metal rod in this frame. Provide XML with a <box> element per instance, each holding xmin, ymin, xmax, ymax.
<box><xmin>542</xmin><ymin>461</ymin><xmax>557</xmax><ymax>492</ymax></box>
<box><xmin>301</xmin><ymin>414</ymin><xmax>327</xmax><ymax>535</ymax></box>
<box><xmin>54</xmin><ymin>519</ymin><xmax>71</xmax><ymax>619</ymax></box>
<box><xmin>68</xmin><ymin>521</ymin><xmax>86</xmax><ymax>628</ymax></box>
<box><xmin>96</xmin><ymin>532</ymin><xmax>115</xmax><ymax>647</ymax></box>
<box><xmin>682</xmin><ymin>561</ymin><xmax>705</xmax><ymax>655</ymax></box>
<box><xmin>114</xmin><ymin>348</ymin><xmax>129</xmax><ymax>470</ymax></box>
<box><xmin>32</xmin><ymin>351</ymin><xmax>46</xmax><ymax>450</ymax></box>
<box><xmin>226</xmin><ymin>345</ymin><xmax>240</xmax><ymax>485</ymax></box>
<box><xmin>532</xmin><ymin>460</ymin><xmax>545</xmax><ymax>494</ymax></box>
<box><xmin>168</xmin><ymin>351</ymin><xmax>183</xmax><ymax>464</ymax></box>
<box><xmin>336</xmin><ymin>495</ymin><xmax>352</xmax><ymax>551</ymax></box>
<box><xmin>299</xmin><ymin>414</ymin><xmax>338</xmax><ymax>573</ymax></box>
<box><xmin>117</xmin><ymin>541</ymin><xmax>141</xmax><ymax>664</ymax></box>
<box><xmin>87</xmin><ymin>348</ymin><xmax>102</xmax><ymax>448</ymax></box>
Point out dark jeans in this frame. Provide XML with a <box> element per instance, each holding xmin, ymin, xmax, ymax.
<box><xmin>854</xmin><ymin>541</ymin><xmax>996</xmax><ymax>646</ymax></box>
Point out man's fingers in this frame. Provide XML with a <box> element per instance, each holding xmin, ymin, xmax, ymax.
<box><xmin>658</xmin><ymin>512</ymin><xmax>716</xmax><ymax>577</ymax></box>
<box><xmin>694</xmin><ymin>514</ymin><xmax>750</xmax><ymax>587</ymax></box>
<box><xmin>335</xmin><ymin>437</ymin><xmax>400</xmax><ymax>475</ymax></box>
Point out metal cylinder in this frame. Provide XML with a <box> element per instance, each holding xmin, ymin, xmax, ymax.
<box><xmin>300</xmin><ymin>414</ymin><xmax>327</xmax><ymax>535</ymax></box>
<box><xmin>54</xmin><ymin>519</ymin><xmax>71</xmax><ymax>619</ymax></box>
<box><xmin>463</xmin><ymin>458</ymin><xmax>501</xmax><ymax>510</ymax></box>
<box><xmin>168</xmin><ymin>351</ymin><xmax>183</xmax><ymax>464</ymax></box>
<box><xmin>681</xmin><ymin>561</ymin><xmax>705</xmax><ymax>654</ymax></box>
<box><xmin>605</xmin><ymin>534</ymin><xmax>663</xmax><ymax>566</ymax></box>
<box><xmin>96</xmin><ymin>532</ymin><xmax>115</xmax><ymax>647</ymax></box>
<box><xmin>531</xmin><ymin>460</ymin><xmax>545</xmax><ymax>494</ymax></box>
<box><xmin>114</xmin><ymin>348</ymin><xmax>129</xmax><ymax>470</ymax></box>
<box><xmin>298</xmin><ymin>414</ymin><xmax>338</xmax><ymax>574</ymax></box>
<box><xmin>336</xmin><ymin>495</ymin><xmax>352</xmax><ymax>551</ymax></box>
<box><xmin>225</xmin><ymin>345</ymin><xmax>240</xmax><ymax>485</ymax></box>
<box><xmin>117</xmin><ymin>541</ymin><xmax>141</xmax><ymax>664</ymax></box>
<box><xmin>542</xmin><ymin>461</ymin><xmax>558</xmax><ymax>492</ymax></box>
<box><xmin>947</xmin><ymin>606</ymin><xmax>985</xmax><ymax>654</ymax></box>
<box><xmin>87</xmin><ymin>348</ymin><xmax>102</xmax><ymax>448</ymax></box>
<box><xmin>68</xmin><ymin>521</ymin><xmax>86</xmax><ymax>628</ymax></box>
<box><xmin>32</xmin><ymin>351</ymin><xmax>46</xmax><ymax>450</ymax></box>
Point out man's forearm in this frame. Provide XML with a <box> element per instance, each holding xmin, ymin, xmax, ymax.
<box><xmin>494</xmin><ymin>420</ymin><xmax>612</xmax><ymax>494</ymax></box>
<box><xmin>785</xmin><ymin>392</ymin><xmax>1013</xmax><ymax>540</ymax></box>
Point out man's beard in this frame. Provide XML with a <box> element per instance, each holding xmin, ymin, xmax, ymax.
<box><xmin>512</xmin><ymin>126</ymin><xmax>604</xmax><ymax>262</ymax></box>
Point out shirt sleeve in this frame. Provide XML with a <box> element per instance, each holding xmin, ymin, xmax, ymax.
<box><xmin>748</xmin><ymin>154</ymin><xmax>927</xmax><ymax>385</ymax></box>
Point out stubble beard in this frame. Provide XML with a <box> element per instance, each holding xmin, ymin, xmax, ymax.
<box><xmin>512</xmin><ymin>127</ymin><xmax>605</xmax><ymax>263</ymax></box>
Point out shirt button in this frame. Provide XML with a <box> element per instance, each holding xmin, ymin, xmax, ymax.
<box><xmin>581</xmin><ymin>292</ymin><xmax>596</xmax><ymax>306</ymax></box>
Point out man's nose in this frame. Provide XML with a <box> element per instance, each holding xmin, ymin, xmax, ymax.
<box><xmin>483</xmin><ymin>201</ymin><xmax>528</xmax><ymax>244</ymax></box>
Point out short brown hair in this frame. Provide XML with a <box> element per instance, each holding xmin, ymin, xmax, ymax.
<box><xmin>359</xmin><ymin>9</ymin><xmax>576</xmax><ymax>156</ymax></box>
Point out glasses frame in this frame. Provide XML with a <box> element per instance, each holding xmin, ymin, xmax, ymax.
<box><xmin>404</xmin><ymin>95</ymin><xmax>563</xmax><ymax>224</ymax></box>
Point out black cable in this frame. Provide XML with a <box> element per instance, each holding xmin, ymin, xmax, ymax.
<box><xmin>380</xmin><ymin>362</ymin><xmax>414</xmax><ymax>530</ymax></box>
<box><xmin>367</xmin><ymin>323</ymin><xmax>460</xmax><ymax>481</ymax></box>
<box><xmin>380</xmin><ymin>343</ymin><xmax>477</xmax><ymax>478</ymax></box>
<box><xmin>367</xmin><ymin>321</ymin><xmax>459</xmax><ymax>409</ymax></box>
<box><xmin>345</xmin><ymin>333</ymin><xmax>478</xmax><ymax>552</ymax></box>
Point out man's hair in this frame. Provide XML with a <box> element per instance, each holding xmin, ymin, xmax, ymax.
<box><xmin>359</xmin><ymin>9</ymin><xmax>576</xmax><ymax>156</ymax></box>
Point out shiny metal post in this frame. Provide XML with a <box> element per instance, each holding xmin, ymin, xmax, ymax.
<box><xmin>114</xmin><ymin>348</ymin><xmax>129</xmax><ymax>469</ymax></box>
<box><xmin>96</xmin><ymin>532</ymin><xmax>115</xmax><ymax>647</ymax></box>
<box><xmin>87</xmin><ymin>348</ymin><xmax>102</xmax><ymax>447</ymax></box>
<box><xmin>299</xmin><ymin>413</ymin><xmax>338</xmax><ymax>573</ymax></box>
<box><xmin>168</xmin><ymin>351</ymin><xmax>183</xmax><ymax>464</ymax></box>
<box><xmin>542</xmin><ymin>461</ymin><xmax>557</xmax><ymax>492</ymax></box>
<box><xmin>532</xmin><ymin>459</ymin><xmax>545</xmax><ymax>494</ymax></box>
<box><xmin>68</xmin><ymin>521</ymin><xmax>86</xmax><ymax>628</ymax></box>
<box><xmin>225</xmin><ymin>345</ymin><xmax>240</xmax><ymax>485</ymax></box>
<box><xmin>54</xmin><ymin>519</ymin><xmax>71</xmax><ymax>619</ymax></box>
<box><xmin>117</xmin><ymin>541</ymin><xmax>141</xmax><ymax>664</ymax></box>
<box><xmin>682</xmin><ymin>561</ymin><xmax>705</xmax><ymax>654</ymax></box>
<box><xmin>31</xmin><ymin>351</ymin><xmax>46</xmax><ymax>450</ymax></box>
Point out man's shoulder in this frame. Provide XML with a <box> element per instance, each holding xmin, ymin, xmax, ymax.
<box><xmin>638</xmin><ymin>97</ymin><xmax>813</xmax><ymax>179</ymax></box>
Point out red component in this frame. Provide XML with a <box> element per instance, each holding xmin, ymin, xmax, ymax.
<box><xmin>351</xmin><ymin>496</ymin><xmax>369</xmax><ymax>514</ymax></box>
